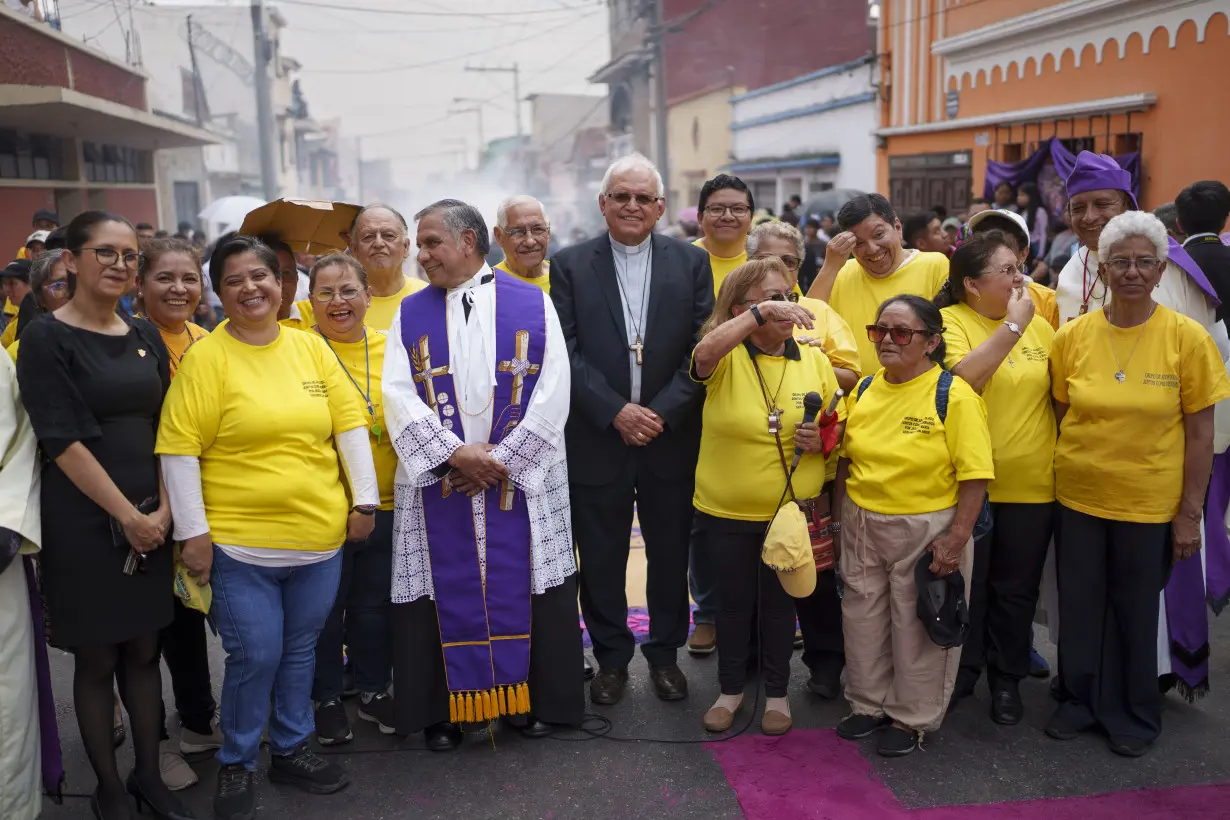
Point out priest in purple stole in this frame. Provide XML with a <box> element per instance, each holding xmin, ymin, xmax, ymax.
<box><xmin>382</xmin><ymin>199</ymin><xmax>583</xmax><ymax>751</ymax></box>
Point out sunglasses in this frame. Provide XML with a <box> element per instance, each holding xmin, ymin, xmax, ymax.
<box><xmin>865</xmin><ymin>324</ymin><xmax>931</xmax><ymax>345</ymax></box>
<box><xmin>604</xmin><ymin>192</ymin><xmax>661</xmax><ymax>207</ymax></box>
<box><xmin>739</xmin><ymin>291</ymin><xmax>798</xmax><ymax>306</ymax></box>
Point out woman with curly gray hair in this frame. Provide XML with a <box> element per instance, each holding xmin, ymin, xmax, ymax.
<box><xmin>1048</xmin><ymin>210</ymin><xmax>1230</xmax><ymax>756</ymax></box>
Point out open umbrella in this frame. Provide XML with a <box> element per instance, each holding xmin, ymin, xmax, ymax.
<box><xmin>198</xmin><ymin>195</ymin><xmax>265</xmax><ymax>235</ymax></box>
<box><xmin>800</xmin><ymin>189</ymin><xmax>865</xmax><ymax>223</ymax></box>
<box><xmin>238</xmin><ymin>199</ymin><xmax>361</xmax><ymax>254</ymax></box>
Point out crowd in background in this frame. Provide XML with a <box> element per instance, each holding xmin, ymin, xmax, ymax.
<box><xmin>2</xmin><ymin>151</ymin><xmax>1230</xmax><ymax>820</ymax></box>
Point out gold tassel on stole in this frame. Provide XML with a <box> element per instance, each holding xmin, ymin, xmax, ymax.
<box><xmin>498</xmin><ymin>686</ymin><xmax>508</xmax><ymax>715</ymax></box>
<box><xmin>449</xmin><ymin>693</ymin><xmax>458</xmax><ymax>723</ymax></box>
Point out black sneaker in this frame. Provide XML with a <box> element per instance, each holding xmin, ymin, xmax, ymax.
<box><xmin>877</xmin><ymin>725</ymin><xmax>919</xmax><ymax>757</ymax></box>
<box><xmin>357</xmin><ymin>692</ymin><xmax>396</xmax><ymax>735</ymax></box>
<box><xmin>836</xmin><ymin>713</ymin><xmax>891</xmax><ymax>740</ymax></box>
<box><xmin>1044</xmin><ymin>710</ymin><xmax>1080</xmax><ymax>741</ymax></box>
<box><xmin>214</xmin><ymin>764</ymin><xmax>255</xmax><ymax>820</ymax></box>
<box><xmin>268</xmin><ymin>744</ymin><xmax>350</xmax><ymax>795</ymax></box>
<box><xmin>314</xmin><ymin>698</ymin><xmax>353</xmax><ymax>746</ymax></box>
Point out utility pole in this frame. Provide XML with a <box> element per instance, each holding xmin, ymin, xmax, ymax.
<box><xmin>356</xmin><ymin>136</ymin><xmax>364</xmax><ymax>204</ymax></box>
<box><xmin>649</xmin><ymin>0</ymin><xmax>669</xmax><ymax>200</ymax></box>
<box><xmin>465</xmin><ymin>64</ymin><xmax>523</xmax><ymax>185</ymax></box>
<box><xmin>250</xmin><ymin>0</ymin><xmax>278</xmax><ymax>201</ymax></box>
<box><xmin>185</xmin><ymin>16</ymin><xmax>204</xmax><ymax>126</ymax></box>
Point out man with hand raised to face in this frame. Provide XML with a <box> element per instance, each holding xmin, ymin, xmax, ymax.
<box><xmin>382</xmin><ymin>199</ymin><xmax>582</xmax><ymax>750</ymax></box>
<box><xmin>550</xmin><ymin>153</ymin><xmax>714</xmax><ymax>707</ymax></box>
<box><xmin>807</xmin><ymin>194</ymin><xmax>950</xmax><ymax>372</ymax></box>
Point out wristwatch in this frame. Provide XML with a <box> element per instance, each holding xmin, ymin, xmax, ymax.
<box><xmin>750</xmin><ymin>304</ymin><xmax>767</xmax><ymax>326</ymax></box>
<box><xmin>352</xmin><ymin>505</ymin><xmax>378</xmax><ymax>516</ymax></box>
<box><xmin>1003</xmin><ymin>321</ymin><xmax>1023</xmax><ymax>338</ymax></box>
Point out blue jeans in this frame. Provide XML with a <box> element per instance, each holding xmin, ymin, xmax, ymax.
<box><xmin>210</xmin><ymin>547</ymin><xmax>342</xmax><ymax>769</ymax></box>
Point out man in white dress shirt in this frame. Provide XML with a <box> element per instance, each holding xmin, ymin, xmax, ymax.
<box><xmin>382</xmin><ymin>199</ymin><xmax>582</xmax><ymax>750</ymax></box>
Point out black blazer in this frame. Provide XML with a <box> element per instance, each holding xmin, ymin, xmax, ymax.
<box><xmin>550</xmin><ymin>233</ymin><xmax>714</xmax><ymax>486</ymax></box>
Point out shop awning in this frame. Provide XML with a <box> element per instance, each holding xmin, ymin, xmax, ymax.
<box><xmin>0</xmin><ymin>85</ymin><xmax>222</xmax><ymax>150</ymax></box>
<box><xmin>724</xmin><ymin>154</ymin><xmax>840</xmax><ymax>174</ymax></box>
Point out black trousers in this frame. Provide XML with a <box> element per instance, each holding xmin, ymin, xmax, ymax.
<box><xmin>390</xmin><ymin>574</ymin><xmax>585</xmax><ymax>734</ymax></box>
<box><xmin>159</xmin><ymin>598</ymin><xmax>216</xmax><ymax>738</ymax></box>
<box><xmin>703</xmin><ymin>513</ymin><xmax>796</xmax><ymax>699</ymax></box>
<box><xmin>794</xmin><ymin>482</ymin><xmax>843</xmax><ymax>677</ymax></box>
<box><xmin>313</xmin><ymin>510</ymin><xmax>394</xmax><ymax>701</ymax></box>
<box><xmin>958</xmin><ymin>502</ymin><xmax>1054</xmax><ymax>686</ymax></box>
<box><xmin>572</xmin><ymin>457</ymin><xmax>694</xmax><ymax>670</ymax></box>
<box><xmin>1054</xmin><ymin>504</ymin><xmax>1170</xmax><ymax>741</ymax></box>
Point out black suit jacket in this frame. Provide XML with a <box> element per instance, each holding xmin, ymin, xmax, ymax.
<box><xmin>550</xmin><ymin>233</ymin><xmax>714</xmax><ymax>486</ymax></box>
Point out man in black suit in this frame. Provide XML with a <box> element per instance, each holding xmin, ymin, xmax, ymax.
<box><xmin>550</xmin><ymin>153</ymin><xmax>714</xmax><ymax>705</ymax></box>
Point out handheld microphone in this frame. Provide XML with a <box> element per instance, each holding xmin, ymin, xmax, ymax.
<box><xmin>791</xmin><ymin>391</ymin><xmax>826</xmax><ymax>470</ymax></box>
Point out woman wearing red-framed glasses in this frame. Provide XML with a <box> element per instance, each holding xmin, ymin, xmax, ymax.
<box><xmin>833</xmin><ymin>294</ymin><xmax>993</xmax><ymax>757</ymax></box>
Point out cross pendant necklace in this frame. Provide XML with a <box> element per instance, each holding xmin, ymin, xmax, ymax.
<box><xmin>630</xmin><ymin>335</ymin><xmax>644</xmax><ymax>365</ymax></box>
<box><xmin>613</xmin><ymin>245</ymin><xmax>652</xmax><ymax>369</ymax></box>
<box><xmin>1104</xmin><ymin>304</ymin><xmax>1155</xmax><ymax>384</ymax></box>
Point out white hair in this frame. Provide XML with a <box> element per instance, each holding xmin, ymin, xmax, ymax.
<box><xmin>601</xmin><ymin>152</ymin><xmax>663</xmax><ymax>197</ymax></box>
<box><xmin>495</xmin><ymin>195</ymin><xmax>549</xmax><ymax>231</ymax></box>
<box><xmin>1096</xmin><ymin>211</ymin><xmax>1169</xmax><ymax>263</ymax></box>
<box><xmin>747</xmin><ymin>221</ymin><xmax>804</xmax><ymax>258</ymax></box>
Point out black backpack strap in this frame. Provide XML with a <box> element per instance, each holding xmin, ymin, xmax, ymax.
<box><xmin>856</xmin><ymin>374</ymin><xmax>874</xmax><ymax>401</ymax></box>
<box><xmin>935</xmin><ymin>369</ymin><xmax>953</xmax><ymax>424</ymax></box>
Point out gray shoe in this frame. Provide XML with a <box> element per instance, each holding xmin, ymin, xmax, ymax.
<box><xmin>179</xmin><ymin>721</ymin><xmax>224</xmax><ymax>755</ymax></box>
<box><xmin>159</xmin><ymin>739</ymin><xmax>198</xmax><ymax>791</ymax></box>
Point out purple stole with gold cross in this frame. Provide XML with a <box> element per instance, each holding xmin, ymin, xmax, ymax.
<box><xmin>399</xmin><ymin>271</ymin><xmax>545</xmax><ymax>722</ymax></box>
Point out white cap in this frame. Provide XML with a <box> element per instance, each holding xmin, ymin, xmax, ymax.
<box><xmin>25</xmin><ymin>230</ymin><xmax>50</xmax><ymax>246</ymax></box>
<box><xmin>966</xmin><ymin>208</ymin><xmax>1029</xmax><ymax>248</ymax></box>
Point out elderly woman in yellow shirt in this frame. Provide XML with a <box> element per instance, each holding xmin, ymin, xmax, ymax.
<box><xmin>935</xmin><ymin>232</ymin><xmax>1056</xmax><ymax>726</ymax></box>
<box><xmin>305</xmin><ymin>253</ymin><xmax>400</xmax><ymax>746</ymax></box>
<box><xmin>747</xmin><ymin>219</ymin><xmax>861</xmax><ymax>700</ymax></box>
<box><xmin>1047</xmin><ymin>211</ymin><xmax>1230</xmax><ymax>757</ymax></box>
<box><xmin>156</xmin><ymin>235</ymin><xmax>380</xmax><ymax>819</ymax></box>
<box><xmin>691</xmin><ymin>257</ymin><xmax>843</xmax><ymax>737</ymax></box>
<box><xmin>834</xmin><ymin>294</ymin><xmax>994</xmax><ymax>757</ymax></box>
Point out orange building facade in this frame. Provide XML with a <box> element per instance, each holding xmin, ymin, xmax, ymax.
<box><xmin>876</xmin><ymin>0</ymin><xmax>1230</xmax><ymax>213</ymax></box>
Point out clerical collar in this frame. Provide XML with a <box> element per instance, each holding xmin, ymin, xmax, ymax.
<box><xmin>743</xmin><ymin>337</ymin><xmax>801</xmax><ymax>361</ymax></box>
<box><xmin>611</xmin><ymin>234</ymin><xmax>652</xmax><ymax>256</ymax></box>
<box><xmin>447</xmin><ymin>264</ymin><xmax>494</xmax><ymax>294</ymax></box>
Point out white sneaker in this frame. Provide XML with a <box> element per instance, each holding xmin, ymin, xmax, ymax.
<box><xmin>179</xmin><ymin>721</ymin><xmax>224</xmax><ymax>755</ymax></box>
<box><xmin>159</xmin><ymin>739</ymin><xmax>198</xmax><ymax>791</ymax></box>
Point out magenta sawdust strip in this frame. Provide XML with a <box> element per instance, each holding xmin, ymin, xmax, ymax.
<box><xmin>706</xmin><ymin>730</ymin><xmax>1230</xmax><ymax>820</ymax></box>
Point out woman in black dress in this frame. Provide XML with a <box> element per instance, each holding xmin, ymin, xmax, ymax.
<box><xmin>17</xmin><ymin>212</ymin><xmax>195</xmax><ymax>820</ymax></box>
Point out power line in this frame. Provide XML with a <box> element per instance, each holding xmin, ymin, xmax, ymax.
<box><xmin>299</xmin><ymin>6</ymin><xmax>600</xmax><ymax>75</ymax></box>
<box><xmin>272</xmin><ymin>0</ymin><xmax>595</xmax><ymax>19</ymax></box>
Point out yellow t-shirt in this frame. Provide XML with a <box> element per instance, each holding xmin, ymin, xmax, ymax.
<box><xmin>156</xmin><ymin>327</ymin><xmax>367</xmax><ymax>550</ymax></box>
<box><xmin>1029</xmin><ymin>281</ymin><xmax>1059</xmax><ymax>330</ymax></box>
<box><xmin>367</xmin><ymin>277</ymin><xmax>428</xmax><ymax>332</ymax></box>
<box><xmin>828</xmin><ymin>251</ymin><xmax>950</xmax><ymax>374</ymax></box>
<box><xmin>695</xmin><ymin>238</ymin><xmax>748</xmax><ymax>297</ymax></box>
<box><xmin>315</xmin><ymin>329</ymin><xmax>396</xmax><ymax>510</ymax></box>
<box><xmin>692</xmin><ymin>338</ymin><xmax>844</xmax><ymax>520</ymax></box>
<box><xmin>0</xmin><ymin>317</ymin><xmax>16</xmax><ymax>350</ymax></box>
<box><xmin>796</xmin><ymin>295</ymin><xmax>861</xmax><ymax>376</ymax></box>
<box><xmin>843</xmin><ymin>365</ymin><xmax>994</xmax><ymax>515</ymax></box>
<box><xmin>158</xmin><ymin>322</ymin><xmax>207</xmax><ymax>379</ymax></box>
<box><xmin>495</xmin><ymin>259</ymin><xmax>550</xmax><ymax>293</ymax></box>
<box><xmin>941</xmin><ymin>303</ymin><xmax>1056</xmax><ymax>503</ymax></box>
<box><xmin>278</xmin><ymin>299</ymin><xmax>316</xmax><ymax>333</ymax></box>
<box><xmin>6</xmin><ymin>339</ymin><xmax>17</xmax><ymax>364</ymax></box>
<box><xmin>1050</xmin><ymin>305</ymin><xmax>1230</xmax><ymax>523</ymax></box>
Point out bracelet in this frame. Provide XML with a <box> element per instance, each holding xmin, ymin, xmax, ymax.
<box><xmin>352</xmin><ymin>505</ymin><xmax>378</xmax><ymax>516</ymax></box>
<box><xmin>750</xmin><ymin>304</ymin><xmax>766</xmax><ymax>326</ymax></box>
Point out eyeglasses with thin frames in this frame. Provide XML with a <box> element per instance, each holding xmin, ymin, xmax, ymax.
<box><xmin>82</xmin><ymin>247</ymin><xmax>143</xmax><ymax>269</ymax></box>
<box><xmin>751</xmin><ymin>252</ymin><xmax>802</xmax><ymax>272</ymax></box>
<box><xmin>505</xmin><ymin>226</ymin><xmax>550</xmax><ymax>240</ymax></box>
<box><xmin>604</xmin><ymin>192</ymin><xmax>661</xmax><ymax>207</ymax></box>
<box><xmin>312</xmin><ymin>286</ymin><xmax>365</xmax><ymax>303</ymax></box>
<box><xmin>1105</xmin><ymin>257</ymin><xmax>1162</xmax><ymax>274</ymax></box>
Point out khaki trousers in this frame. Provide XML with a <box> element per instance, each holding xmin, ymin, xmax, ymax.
<box><xmin>840</xmin><ymin>497</ymin><xmax>973</xmax><ymax>733</ymax></box>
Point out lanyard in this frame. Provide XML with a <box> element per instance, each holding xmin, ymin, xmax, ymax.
<box><xmin>318</xmin><ymin>328</ymin><xmax>383</xmax><ymax>443</ymax></box>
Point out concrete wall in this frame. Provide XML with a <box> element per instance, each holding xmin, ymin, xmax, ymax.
<box><xmin>667</xmin><ymin>86</ymin><xmax>742</xmax><ymax>212</ymax></box>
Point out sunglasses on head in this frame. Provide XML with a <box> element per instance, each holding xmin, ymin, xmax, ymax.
<box><xmin>865</xmin><ymin>324</ymin><xmax>931</xmax><ymax>345</ymax></box>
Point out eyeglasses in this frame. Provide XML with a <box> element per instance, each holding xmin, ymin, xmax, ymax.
<box><xmin>983</xmin><ymin>263</ymin><xmax>1024</xmax><ymax>277</ymax></box>
<box><xmin>740</xmin><ymin>291</ymin><xmax>798</xmax><ymax>306</ymax></box>
<box><xmin>82</xmin><ymin>247</ymin><xmax>143</xmax><ymax>269</ymax></box>
<box><xmin>1105</xmin><ymin>257</ymin><xmax>1162</xmax><ymax>274</ymax></box>
<box><xmin>312</xmin><ymin>286</ymin><xmax>365</xmax><ymax>303</ymax></box>
<box><xmin>604</xmin><ymin>192</ymin><xmax>661</xmax><ymax>207</ymax></box>
<box><xmin>752</xmin><ymin>252</ymin><xmax>802</xmax><ymax>272</ymax></box>
<box><xmin>44</xmin><ymin>281</ymin><xmax>68</xmax><ymax>295</ymax></box>
<box><xmin>703</xmin><ymin>204</ymin><xmax>751</xmax><ymax>218</ymax></box>
<box><xmin>505</xmin><ymin>225</ymin><xmax>550</xmax><ymax>240</ymax></box>
<box><xmin>866</xmin><ymin>324</ymin><xmax>931</xmax><ymax>345</ymax></box>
